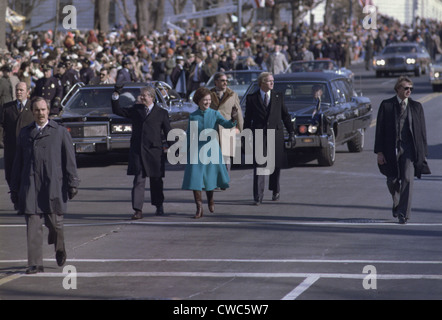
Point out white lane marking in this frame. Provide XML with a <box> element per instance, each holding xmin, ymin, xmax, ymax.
<box><xmin>3</xmin><ymin>258</ymin><xmax>442</xmax><ymax>264</ymax></box>
<box><xmin>282</xmin><ymin>275</ymin><xmax>320</xmax><ymax>300</ymax></box>
<box><xmin>2</xmin><ymin>221</ymin><xmax>442</xmax><ymax>228</ymax></box>
<box><xmin>14</xmin><ymin>271</ymin><xmax>442</xmax><ymax>281</ymax></box>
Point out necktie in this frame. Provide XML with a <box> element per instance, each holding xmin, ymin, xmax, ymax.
<box><xmin>18</xmin><ymin>101</ymin><xmax>22</xmax><ymax>112</ymax></box>
<box><xmin>264</xmin><ymin>93</ymin><xmax>269</xmax><ymax>107</ymax></box>
<box><xmin>401</xmin><ymin>100</ymin><xmax>406</xmax><ymax>115</ymax></box>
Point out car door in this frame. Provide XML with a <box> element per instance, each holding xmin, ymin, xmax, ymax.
<box><xmin>330</xmin><ymin>79</ymin><xmax>353</xmax><ymax>142</ymax></box>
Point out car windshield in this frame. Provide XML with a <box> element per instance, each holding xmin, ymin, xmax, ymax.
<box><xmin>245</xmin><ymin>81</ymin><xmax>331</xmax><ymax>111</ymax></box>
<box><xmin>382</xmin><ymin>46</ymin><xmax>417</xmax><ymax>54</ymax></box>
<box><xmin>206</xmin><ymin>71</ymin><xmax>262</xmax><ymax>98</ymax></box>
<box><xmin>64</xmin><ymin>87</ymin><xmax>159</xmax><ymax>112</ymax></box>
<box><xmin>287</xmin><ymin>61</ymin><xmax>336</xmax><ymax>72</ymax></box>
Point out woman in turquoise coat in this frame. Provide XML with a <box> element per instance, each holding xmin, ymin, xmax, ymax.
<box><xmin>182</xmin><ymin>87</ymin><xmax>238</xmax><ymax>218</ymax></box>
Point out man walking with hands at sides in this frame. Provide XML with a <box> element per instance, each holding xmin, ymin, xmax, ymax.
<box><xmin>10</xmin><ymin>97</ymin><xmax>80</xmax><ymax>274</ymax></box>
<box><xmin>0</xmin><ymin>82</ymin><xmax>34</xmax><ymax>188</ymax></box>
<box><xmin>244</xmin><ymin>72</ymin><xmax>295</xmax><ymax>205</ymax></box>
<box><xmin>375</xmin><ymin>76</ymin><xmax>430</xmax><ymax>224</ymax></box>
<box><xmin>112</xmin><ymin>84</ymin><xmax>172</xmax><ymax>219</ymax></box>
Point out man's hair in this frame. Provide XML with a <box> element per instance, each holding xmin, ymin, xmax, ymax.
<box><xmin>30</xmin><ymin>96</ymin><xmax>49</xmax><ymax>111</ymax></box>
<box><xmin>214</xmin><ymin>72</ymin><xmax>226</xmax><ymax>82</ymax></box>
<box><xmin>394</xmin><ymin>75</ymin><xmax>413</xmax><ymax>93</ymax></box>
<box><xmin>140</xmin><ymin>86</ymin><xmax>156</xmax><ymax>99</ymax></box>
<box><xmin>257</xmin><ymin>72</ymin><xmax>273</xmax><ymax>86</ymax></box>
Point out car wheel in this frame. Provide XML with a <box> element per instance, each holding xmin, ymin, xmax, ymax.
<box><xmin>318</xmin><ymin>128</ymin><xmax>336</xmax><ymax>166</ymax></box>
<box><xmin>347</xmin><ymin>128</ymin><xmax>365</xmax><ymax>153</ymax></box>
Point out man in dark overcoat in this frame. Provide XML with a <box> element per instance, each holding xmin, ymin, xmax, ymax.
<box><xmin>374</xmin><ymin>75</ymin><xmax>429</xmax><ymax>224</ymax></box>
<box><xmin>10</xmin><ymin>97</ymin><xmax>80</xmax><ymax>274</ymax></box>
<box><xmin>0</xmin><ymin>82</ymin><xmax>34</xmax><ymax>187</ymax></box>
<box><xmin>112</xmin><ymin>85</ymin><xmax>172</xmax><ymax>219</ymax></box>
<box><xmin>244</xmin><ymin>72</ymin><xmax>295</xmax><ymax>205</ymax></box>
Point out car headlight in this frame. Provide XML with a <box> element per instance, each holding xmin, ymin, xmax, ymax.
<box><xmin>375</xmin><ymin>59</ymin><xmax>385</xmax><ymax>66</ymax></box>
<box><xmin>111</xmin><ymin>124</ymin><xmax>132</xmax><ymax>134</ymax></box>
<box><xmin>406</xmin><ymin>58</ymin><xmax>416</xmax><ymax>64</ymax></box>
<box><xmin>308</xmin><ymin>125</ymin><xmax>318</xmax><ymax>134</ymax></box>
<box><xmin>435</xmin><ymin>72</ymin><xmax>440</xmax><ymax>78</ymax></box>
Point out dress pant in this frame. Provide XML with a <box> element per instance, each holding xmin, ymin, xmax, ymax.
<box><xmin>253</xmin><ymin>166</ymin><xmax>281</xmax><ymax>201</ymax></box>
<box><xmin>132</xmin><ymin>173</ymin><xmax>164</xmax><ymax>211</ymax></box>
<box><xmin>387</xmin><ymin>154</ymin><xmax>414</xmax><ymax>220</ymax></box>
<box><xmin>25</xmin><ymin>213</ymin><xmax>64</xmax><ymax>267</ymax></box>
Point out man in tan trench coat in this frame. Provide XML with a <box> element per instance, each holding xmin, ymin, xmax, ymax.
<box><xmin>210</xmin><ymin>72</ymin><xmax>244</xmax><ymax>176</ymax></box>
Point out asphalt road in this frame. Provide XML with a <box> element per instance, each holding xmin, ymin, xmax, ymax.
<box><xmin>1</xmin><ymin>62</ymin><xmax>442</xmax><ymax>303</ymax></box>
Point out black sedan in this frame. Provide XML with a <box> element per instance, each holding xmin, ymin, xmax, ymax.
<box><xmin>56</xmin><ymin>82</ymin><xmax>196</xmax><ymax>154</ymax></box>
<box><xmin>372</xmin><ymin>42</ymin><xmax>431</xmax><ymax>77</ymax></box>
<box><xmin>240</xmin><ymin>72</ymin><xmax>372</xmax><ymax>166</ymax></box>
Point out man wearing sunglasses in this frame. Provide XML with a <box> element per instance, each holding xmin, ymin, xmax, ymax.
<box><xmin>375</xmin><ymin>76</ymin><xmax>430</xmax><ymax>224</ymax></box>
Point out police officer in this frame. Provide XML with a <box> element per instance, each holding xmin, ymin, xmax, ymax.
<box><xmin>54</xmin><ymin>62</ymin><xmax>70</xmax><ymax>97</ymax></box>
<box><xmin>32</xmin><ymin>64</ymin><xmax>63</xmax><ymax>115</ymax></box>
<box><xmin>63</xmin><ymin>58</ymin><xmax>80</xmax><ymax>94</ymax></box>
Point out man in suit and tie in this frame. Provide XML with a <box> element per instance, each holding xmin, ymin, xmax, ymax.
<box><xmin>0</xmin><ymin>82</ymin><xmax>34</xmax><ymax>187</ymax></box>
<box><xmin>244</xmin><ymin>72</ymin><xmax>295</xmax><ymax>205</ymax></box>
<box><xmin>112</xmin><ymin>84</ymin><xmax>172</xmax><ymax>219</ymax></box>
<box><xmin>375</xmin><ymin>76</ymin><xmax>430</xmax><ymax>224</ymax></box>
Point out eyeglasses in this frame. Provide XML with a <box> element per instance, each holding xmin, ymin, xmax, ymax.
<box><xmin>217</xmin><ymin>79</ymin><xmax>228</xmax><ymax>82</ymax></box>
<box><xmin>100</xmin><ymin>73</ymin><xmax>107</xmax><ymax>77</ymax></box>
<box><xmin>402</xmin><ymin>86</ymin><xmax>413</xmax><ymax>91</ymax></box>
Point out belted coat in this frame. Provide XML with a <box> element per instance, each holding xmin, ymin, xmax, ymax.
<box><xmin>10</xmin><ymin>119</ymin><xmax>80</xmax><ymax>215</ymax></box>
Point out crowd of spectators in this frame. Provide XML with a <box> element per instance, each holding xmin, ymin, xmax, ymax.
<box><xmin>0</xmin><ymin>13</ymin><xmax>442</xmax><ymax>106</ymax></box>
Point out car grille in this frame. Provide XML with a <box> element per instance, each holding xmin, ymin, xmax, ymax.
<box><xmin>387</xmin><ymin>57</ymin><xmax>405</xmax><ymax>65</ymax></box>
<box><xmin>67</xmin><ymin>124</ymin><xmax>108</xmax><ymax>138</ymax></box>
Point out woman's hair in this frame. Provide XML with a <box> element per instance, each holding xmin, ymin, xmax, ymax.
<box><xmin>193</xmin><ymin>87</ymin><xmax>212</xmax><ymax>105</ymax></box>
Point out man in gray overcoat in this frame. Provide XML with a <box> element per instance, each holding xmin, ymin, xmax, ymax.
<box><xmin>10</xmin><ymin>97</ymin><xmax>80</xmax><ymax>274</ymax></box>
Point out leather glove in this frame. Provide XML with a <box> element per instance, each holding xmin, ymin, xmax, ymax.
<box><xmin>68</xmin><ymin>187</ymin><xmax>78</xmax><ymax>200</ymax></box>
<box><xmin>231</xmin><ymin>106</ymin><xmax>238</xmax><ymax>120</ymax></box>
<box><xmin>114</xmin><ymin>83</ymin><xmax>124</xmax><ymax>95</ymax></box>
<box><xmin>289</xmin><ymin>132</ymin><xmax>296</xmax><ymax>147</ymax></box>
<box><xmin>10</xmin><ymin>191</ymin><xmax>18</xmax><ymax>205</ymax></box>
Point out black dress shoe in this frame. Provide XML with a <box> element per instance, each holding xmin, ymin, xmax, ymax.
<box><xmin>155</xmin><ymin>205</ymin><xmax>164</xmax><ymax>216</ymax></box>
<box><xmin>56</xmin><ymin>250</ymin><xmax>67</xmax><ymax>267</ymax></box>
<box><xmin>398</xmin><ymin>214</ymin><xmax>407</xmax><ymax>224</ymax></box>
<box><xmin>25</xmin><ymin>266</ymin><xmax>44</xmax><ymax>274</ymax></box>
<box><xmin>131</xmin><ymin>210</ymin><xmax>143</xmax><ymax>220</ymax></box>
<box><xmin>272</xmin><ymin>192</ymin><xmax>280</xmax><ymax>201</ymax></box>
<box><xmin>253</xmin><ymin>197</ymin><xmax>263</xmax><ymax>206</ymax></box>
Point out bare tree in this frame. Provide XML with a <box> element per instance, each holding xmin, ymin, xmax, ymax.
<box><xmin>0</xmin><ymin>0</ymin><xmax>6</xmax><ymax>50</ymax></box>
<box><xmin>95</xmin><ymin>0</ymin><xmax>111</xmax><ymax>34</ymax></box>
<box><xmin>169</xmin><ymin>0</ymin><xmax>188</xmax><ymax>15</ymax></box>
<box><xmin>136</xmin><ymin>0</ymin><xmax>149</xmax><ymax>38</ymax></box>
<box><xmin>116</xmin><ymin>0</ymin><xmax>133</xmax><ymax>26</ymax></box>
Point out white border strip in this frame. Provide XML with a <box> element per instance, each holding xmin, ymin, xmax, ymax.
<box><xmin>282</xmin><ymin>275</ymin><xmax>320</xmax><ymax>300</ymax></box>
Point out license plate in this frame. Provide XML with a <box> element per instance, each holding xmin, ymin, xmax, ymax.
<box><xmin>302</xmin><ymin>138</ymin><xmax>314</xmax><ymax>143</ymax></box>
<box><xmin>75</xmin><ymin>143</ymin><xmax>96</xmax><ymax>153</ymax></box>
